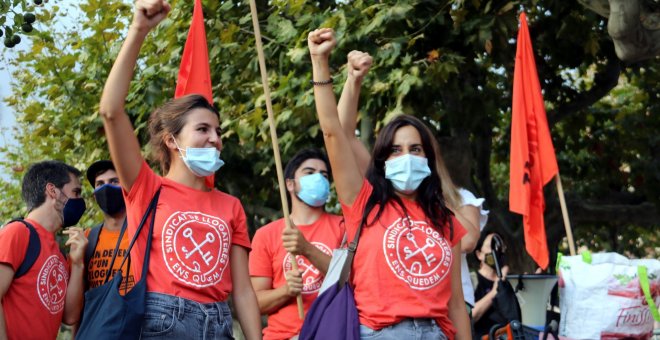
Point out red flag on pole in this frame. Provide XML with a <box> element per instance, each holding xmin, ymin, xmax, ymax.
<box><xmin>509</xmin><ymin>12</ymin><xmax>559</xmax><ymax>270</ymax></box>
<box><xmin>175</xmin><ymin>0</ymin><xmax>215</xmax><ymax>188</ymax></box>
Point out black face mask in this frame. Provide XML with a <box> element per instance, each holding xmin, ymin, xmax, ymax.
<box><xmin>93</xmin><ymin>184</ymin><xmax>126</xmax><ymax>216</ymax></box>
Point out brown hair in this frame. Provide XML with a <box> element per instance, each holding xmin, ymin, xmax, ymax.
<box><xmin>148</xmin><ymin>94</ymin><xmax>218</xmax><ymax>173</ymax></box>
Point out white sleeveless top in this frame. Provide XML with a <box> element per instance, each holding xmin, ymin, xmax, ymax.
<box><xmin>458</xmin><ymin>188</ymin><xmax>489</xmax><ymax>305</ymax></box>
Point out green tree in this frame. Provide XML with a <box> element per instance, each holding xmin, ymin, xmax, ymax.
<box><xmin>1</xmin><ymin>0</ymin><xmax>657</xmax><ymax>272</ymax></box>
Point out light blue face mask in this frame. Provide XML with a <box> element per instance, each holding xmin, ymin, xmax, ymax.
<box><xmin>384</xmin><ymin>154</ymin><xmax>431</xmax><ymax>194</ymax></box>
<box><xmin>296</xmin><ymin>173</ymin><xmax>330</xmax><ymax>207</ymax></box>
<box><xmin>173</xmin><ymin>137</ymin><xmax>225</xmax><ymax>177</ymax></box>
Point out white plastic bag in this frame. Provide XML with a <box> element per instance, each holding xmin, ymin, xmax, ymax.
<box><xmin>558</xmin><ymin>252</ymin><xmax>660</xmax><ymax>339</ymax></box>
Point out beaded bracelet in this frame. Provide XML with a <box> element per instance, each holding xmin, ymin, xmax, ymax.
<box><xmin>310</xmin><ymin>78</ymin><xmax>333</xmax><ymax>86</ymax></box>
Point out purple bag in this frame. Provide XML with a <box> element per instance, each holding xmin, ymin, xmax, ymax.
<box><xmin>299</xmin><ymin>222</ymin><xmax>363</xmax><ymax>340</ymax></box>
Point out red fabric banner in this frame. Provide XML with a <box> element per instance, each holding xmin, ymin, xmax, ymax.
<box><xmin>509</xmin><ymin>12</ymin><xmax>559</xmax><ymax>270</ymax></box>
<box><xmin>175</xmin><ymin>0</ymin><xmax>215</xmax><ymax>188</ymax></box>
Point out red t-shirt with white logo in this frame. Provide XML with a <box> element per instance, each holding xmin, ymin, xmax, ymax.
<box><xmin>0</xmin><ymin>219</ymin><xmax>69</xmax><ymax>340</ymax></box>
<box><xmin>123</xmin><ymin>161</ymin><xmax>251</xmax><ymax>303</ymax></box>
<box><xmin>249</xmin><ymin>213</ymin><xmax>344</xmax><ymax>339</ymax></box>
<box><xmin>341</xmin><ymin>180</ymin><xmax>466</xmax><ymax>339</ymax></box>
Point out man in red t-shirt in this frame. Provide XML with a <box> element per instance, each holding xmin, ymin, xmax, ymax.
<box><xmin>250</xmin><ymin>149</ymin><xmax>344</xmax><ymax>340</ymax></box>
<box><xmin>0</xmin><ymin>160</ymin><xmax>88</xmax><ymax>340</ymax></box>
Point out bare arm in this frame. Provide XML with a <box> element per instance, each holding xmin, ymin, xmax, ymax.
<box><xmin>62</xmin><ymin>227</ymin><xmax>88</xmax><ymax>325</ymax></box>
<box><xmin>282</xmin><ymin>227</ymin><xmax>331</xmax><ymax>274</ymax></box>
<box><xmin>230</xmin><ymin>246</ymin><xmax>262</xmax><ymax>340</ymax></box>
<box><xmin>0</xmin><ymin>264</ymin><xmax>13</xmax><ymax>340</ymax></box>
<box><xmin>99</xmin><ymin>0</ymin><xmax>171</xmax><ymax>192</ymax></box>
<box><xmin>308</xmin><ymin>29</ymin><xmax>363</xmax><ymax>205</ymax></box>
<box><xmin>250</xmin><ymin>269</ymin><xmax>302</xmax><ymax>315</ymax></box>
<box><xmin>337</xmin><ymin>51</ymin><xmax>373</xmax><ymax>176</ymax></box>
<box><xmin>471</xmin><ymin>280</ymin><xmax>497</xmax><ymax>322</ymax></box>
<box><xmin>452</xmin><ymin>205</ymin><xmax>480</xmax><ymax>253</ymax></box>
<box><xmin>447</xmin><ymin>243</ymin><xmax>472</xmax><ymax>339</ymax></box>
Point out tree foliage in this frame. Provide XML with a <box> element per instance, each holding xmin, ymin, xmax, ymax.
<box><xmin>1</xmin><ymin>0</ymin><xmax>657</xmax><ymax>272</ymax></box>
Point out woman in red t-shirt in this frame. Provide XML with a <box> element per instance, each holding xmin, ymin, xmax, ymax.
<box><xmin>97</xmin><ymin>0</ymin><xmax>261</xmax><ymax>339</ymax></box>
<box><xmin>307</xmin><ymin>28</ymin><xmax>472</xmax><ymax>339</ymax></box>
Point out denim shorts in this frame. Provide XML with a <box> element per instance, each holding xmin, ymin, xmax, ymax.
<box><xmin>359</xmin><ymin>318</ymin><xmax>448</xmax><ymax>340</ymax></box>
<box><xmin>140</xmin><ymin>292</ymin><xmax>234</xmax><ymax>339</ymax></box>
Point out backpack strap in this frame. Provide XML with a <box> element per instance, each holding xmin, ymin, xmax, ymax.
<box><xmin>9</xmin><ymin>219</ymin><xmax>41</xmax><ymax>279</ymax></box>
<box><xmin>85</xmin><ymin>222</ymin><xmax>104</xmax><ymax>268</ymax></box>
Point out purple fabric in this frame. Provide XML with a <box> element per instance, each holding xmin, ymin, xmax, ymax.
<box><xmin>299</xmin><ymin>282</ymin><xmax>360</xmax><ymax>340</ymax></box>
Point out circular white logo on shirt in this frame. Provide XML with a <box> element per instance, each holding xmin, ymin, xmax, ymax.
<box><xmin>37</xmin><ymin>255</ymin><xmax>68</xmax><ymax>314</ymax></box>
<box><xmin>382</xmin><ymin>218</ymin><xmax>452</xmax><ymax>290</ymax></box>
<box><xmin>283</xmin><ymin>242</ymin><xmax>333</xmax><ymax>294</ymax></box>
<box><xmin>162</xmin><ymin>211</ymin><xmax>231</xmax><ymax>288</ymax></box>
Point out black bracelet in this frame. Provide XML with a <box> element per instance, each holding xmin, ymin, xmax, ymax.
<box><xmin>310</xmin><ymin>78</ymin><xmax>333</xmax><ymax>86</ymax></box>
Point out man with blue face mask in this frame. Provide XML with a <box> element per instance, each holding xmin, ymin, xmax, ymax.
<box><xmin>81</xmin><ymin>160</ymin><xmax>134</xmax><ymax>293</ymax></box>
<box><xmin>249</xmin><ymin>148</ymin><xmax>345</xmax><ymax>339</ymax></box>
<box><xmin>0</xmin><ymin>160</ymin><xmax>88</xmax><ymax>339</ymax></box>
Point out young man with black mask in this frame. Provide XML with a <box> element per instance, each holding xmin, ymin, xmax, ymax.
<box><xmin>82</xmin><ymin>160</ymin><xmax>133</xmax><ymax>292</ymax></box>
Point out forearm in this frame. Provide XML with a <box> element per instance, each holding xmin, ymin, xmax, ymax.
<box><xmin>233</xmin><ymin>288</ymin><xmax>263</xmax><ymax>340</ymax></box>
<box><xmin>471</xmin><ymin>291</ymin><xmax>495</xmax><ymax>321</ymax></box>
<box><xmin>0</xmin><ymin>307</ymin><xmax>7</xmax><ymax>340</ymax></box>
<box><xmin>448</xmin><ymin>296</ymin><xmax>472</xmax><ymax>340</ymax></box>
<box><xmin>99</xmin><ymin>27</ymin><xmax>148</xmax><ymax>119</ymax></box>
<box><xmin>338</xmin><ymin>77</ymin><xmax>371</xmax><ymax>175</ymax></box>
<box><xmin>303</xmin><ymin>245</ymin><xmax>331</xmax><ymax>275</ymax></box>
<box><xmin>254</xmin><ymin>285</ymin><xmax>292</xmax><ymax>315</ymax></box>
<box><xmin>63</xmin><ymin>263</ymin><xmax>85</xmax><ymax>325</ymax></box>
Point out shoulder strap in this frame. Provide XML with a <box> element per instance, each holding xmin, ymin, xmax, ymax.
<box><xmin>338</xmin><ymin>220</ymin><xmax>364</xmax><ymax>289</ymax></box>
<box><xmin>85</xmin><ymin>222</ymin><xmax>104</xmax><ymax>268</ymax></box>
<box><xmin>10</xmin><ymin>219</ymin><xmax>41</xmax><ymax>279</ymax></box>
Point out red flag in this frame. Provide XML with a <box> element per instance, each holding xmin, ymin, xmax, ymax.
<box><xmin>509</xmin><ymin>12</ymin><xmax>559</xmax><ymax>270</ymax></box>
<box><xmin>175</xmin><ymin>0</ymin><xmax>215</xmax><ymax>188</ymax></box>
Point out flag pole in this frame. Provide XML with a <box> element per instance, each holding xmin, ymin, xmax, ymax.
<box><xmin>555</xmin><ymin>173</ymin><xmax>576</xmax><ymax>255</ymax></box>
<box><xmin>248</xmin><ymin>0</ymin><xmax>305</xmax><ymax>319</ymax></box>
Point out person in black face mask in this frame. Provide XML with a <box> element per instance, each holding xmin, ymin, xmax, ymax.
<box><xmin>81</xmin><ymin>160</ymin><xmax>133</xmax><ymax>293</ymax></box>
<box><xmin>0</xmin><ymin>160</ymin><xmax>88</xmax><ymax>339</ymax></box>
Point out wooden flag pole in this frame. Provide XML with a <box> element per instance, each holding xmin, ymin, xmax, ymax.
<box><xmin>248</xmin><ymin>0</ymin><xmax>305</xmax><ymax>319</ymax></box>
<box><xmin>555</xmin><ymin>173</ymin><xmax>576</xmax><ymax>256</ymax></box>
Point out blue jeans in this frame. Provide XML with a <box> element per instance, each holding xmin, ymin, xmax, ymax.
<box><xmin>359</xmin><ymin>318</ymin><xmax>448</xmax><ymax>340</ymax></box>
<box><xmin>140</xmin><ymin>292</ymin><xmax>234</xmax><ymax>339</ymax></box>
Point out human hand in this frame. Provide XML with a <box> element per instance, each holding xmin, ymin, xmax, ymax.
<box><xmin>282</xmin><ymin>224</ymin><xmax>311</xmax><ymax>256</ymax></box>
<box><xmin>284</xmin><ymin>268</ymin><xmax>303</xmax><ymax>297</ymax></box>
<box><xmin>132</xmin><ymin>0</ymin><xmax>171</xmax><ymax>33</ymax></box>
<box><xmin>63</xmin><ymin>227</ymin><xmax>88</xmax><ymax>266</ymax></box>
<box><xmin>346</xmin><ymin>50</ymin><xmax>373</xmax><ymax>82</ymax></box>
<box><xmin>308</xmin><ymin>28</ymin><xmax>337</xmax><ymax>59</ymax></box>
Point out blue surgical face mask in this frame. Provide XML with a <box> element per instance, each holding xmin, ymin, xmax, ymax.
<box><xmin>384</xmin><ymin>154</ymin><xmax>431</xmax><ymax>194</ymax></box>
<box><xmin>173</xmin><ymin>136</ymin><xmax>225</xmax><ymax>177</ymax></box>
<box><xmin>94</xmin><ymin>184</ymin><xmax>125</xmax><ymax>216</ymax></box>
<box><xmin>296</xmin><ymin>173</ymin><xmax>330</xmax><ymax>207</ymax></box>
<box><xmin>59</xmin><ymin>192</ymin><xmax>86</xmax><ymax>227</ymax></box>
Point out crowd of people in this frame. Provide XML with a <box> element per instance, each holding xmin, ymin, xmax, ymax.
<box><xmin>0</xmin><ymin>1</ymin><xmax>517</xmax><ymax>339</ymax></box>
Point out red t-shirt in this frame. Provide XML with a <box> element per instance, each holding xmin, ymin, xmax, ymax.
<box><xmin>0</xmin><ymin>219</ymin><xmax>69</xmax><ymax>340</ymax></box>
<box><xmin>84</xmin><ymin>227</ymin><xmax>134</xmax><ymax>292</ymax></box>
<box><xmin>249</xmin><ymin>213</ymin><xmax>344</xmax><ymax>340</ymax></box>
<box><xmin>341</xmin><ymin>180</ymin><xmax>466</xmax><ymax>339</ymax></box>
<box><xmin>123</xmin><ymin>161</ymin><xmax>251</xmax><ymax>303</ymax></box>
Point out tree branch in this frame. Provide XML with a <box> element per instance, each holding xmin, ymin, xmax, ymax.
<box><xmin>548</xmin><ymin>52</ymin><xmax>622</xmax><ymax>125</ymax></box>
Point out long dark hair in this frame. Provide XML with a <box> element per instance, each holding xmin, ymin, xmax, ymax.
<box><xmin>361</xmin><ymin>115</ymin><xmax>453</xmax><ymax>238</ymax></box>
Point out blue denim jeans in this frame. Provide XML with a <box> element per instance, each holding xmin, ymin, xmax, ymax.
<box><xmin>359</xmin><ymin>318</ymin><xmax>448</xmax><ymax>340</ymax></box>
<box><xmin>140</xmin><ymin>292</ymin><xmax>233</xmax><ymax>339</ymax></box>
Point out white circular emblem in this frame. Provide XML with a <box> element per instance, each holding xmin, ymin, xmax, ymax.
<box><xmin>283</xmin><ymin>242</ymin><xmax>333</xmax><ymax>294</ymax></box>
<box><xmin>382</xmin><ymin>218</ymin><xmax>452</xmax><ymax>290</ymax></box>
<box><xmin>37</xmin><ymin>255</ymin><xmax>68</xmax><ymax>314</ymax></box>
<box><xmin>162</xmin><ymin>212</ymin><xmax>231</xmax><ymax>288</ymax></box>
